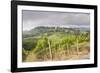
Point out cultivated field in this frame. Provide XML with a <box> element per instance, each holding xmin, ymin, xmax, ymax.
<box><xmin>22</xmin><ymin>26</ymin><xmax>90</xmax><ymax>62</ymax></box>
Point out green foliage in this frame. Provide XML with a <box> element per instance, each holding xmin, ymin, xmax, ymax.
<box><xmin>22</xmin><ymin>27</ymin><xmax>90</xmax><ymax>61</ymax></box>
<box><xmin>23</xmin><ymin>38</ymin><xmax>37</xmax><ymax>50</ymax></box>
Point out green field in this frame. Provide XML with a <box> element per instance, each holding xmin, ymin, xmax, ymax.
<box><xmin>22</xmin><ymin>26</ymin><xmax>90</xmax><ymax>62</ymax></box>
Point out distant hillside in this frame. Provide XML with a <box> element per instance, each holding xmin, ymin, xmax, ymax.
<box><xmin>23</xmin><ymin>26</ymin><xmax>89</xmax><ymax>38</ymax></box>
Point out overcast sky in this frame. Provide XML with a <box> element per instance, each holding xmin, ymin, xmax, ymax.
<box><xmin>22</xmin><ymin>10</ymin><xmax>90</xmax><ymax>31</ymax></box>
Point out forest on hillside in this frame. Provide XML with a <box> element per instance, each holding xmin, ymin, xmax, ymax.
<box><xmin>22</xmin><ymin>26</ymin><xmax>90</xmax><ymax>62</ymax></box>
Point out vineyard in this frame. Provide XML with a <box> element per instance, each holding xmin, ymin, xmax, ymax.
<box><xmin>22</xmin><ymin>26</ymin><xmax>90</xmax><ymax>62</ymax></box>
